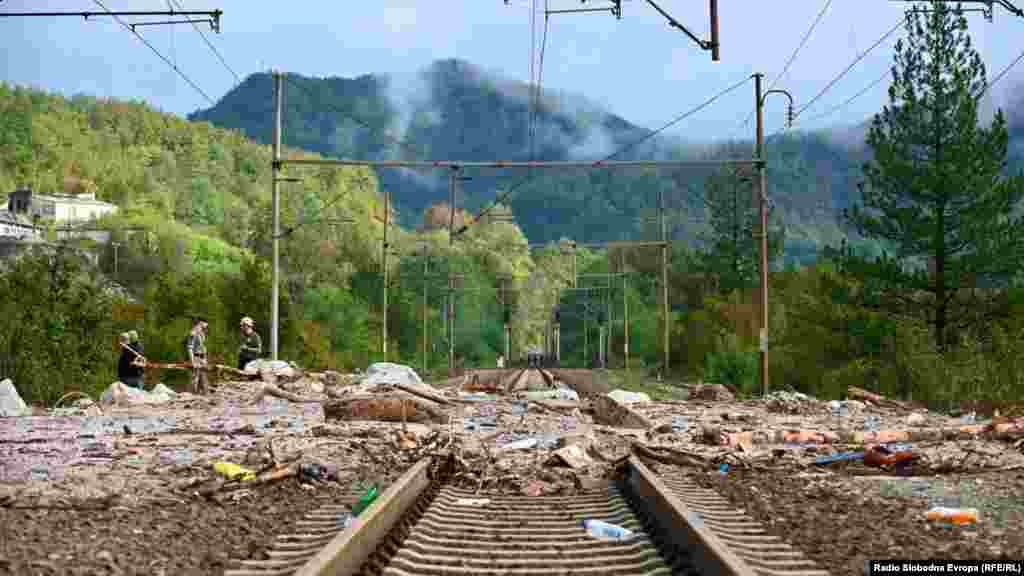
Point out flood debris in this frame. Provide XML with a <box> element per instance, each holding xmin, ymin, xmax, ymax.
<box><xmin>0</xmin><ymin>378</ymin><xmax>29</xmax><ymax>417</ymax></box>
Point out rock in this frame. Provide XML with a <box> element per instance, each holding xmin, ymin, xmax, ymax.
<box><xmin>607</xmin><ymin>389</ymin><xmax>651</xmax><ymax>404</ymax></box>
<box><xmin>765</xmin><ymin>390</ymin><xmax>822</xmax><ymax>415</ymax></box>
<box><xmin>245</xmin><ymin>359</ymin><xmax>301</xmax><ymax>382</ymax></box>
<box><xmin>592</xmin><ymin>394</ymin><xmax>653</xmax><ymax>429</ymax></box>
<box><xmin>99</xmin><ymin>382</ymin><xmax>176</xmax><ymax>406</ymax></box>
<box><xmin>907</xmin><ymin>412</ymin><xmax>926</xmax><ymax>426</ymax></box>
<box><xmin>545</xmin><ymin>444</ymin><xmax>592</xmax><ymax>469</ymax></box>
<box><xmin>689</xmin><ymin>383</ymin><xmax>735</xmax><ymax>401</ymax></box>
<box><xmin>361</xmin><ymin>362</ymin><xmax>430</xmax><ymax>390</ymax></box>
<box><xmin>0</xmin><ymin>378</ymin><xmax>29</xmax><ymax>417</ymax></box>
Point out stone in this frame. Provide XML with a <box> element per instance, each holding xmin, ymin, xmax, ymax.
<box><xmin>689</xmin><ymin>383</ymin><xmax>735</xmax><ymax>401</ymax></box>
<box><xmin>607</xmin><ymin>389</ymin><xmax>651</xmax><ymax>404</ymax></box>
<box><xmin>360</xmin><ymin>362</ymin><xmax>432</xmax><ymax>390</ymax></box>
<box><xmin>0</xmin><ymin>378</ymin><xmax>28</xmax><ymax>417</ymax></box>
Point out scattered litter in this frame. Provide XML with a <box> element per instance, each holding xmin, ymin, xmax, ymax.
<box><xmin>925</xmin><ymin>506</ymin><xmax>978</xmax><ymax>526</ymax></box>
<box><xmin>907</xmin><ymin>413</ymin><xmax>926</xmax><ymax>426</ymax></box>
<box><xmin>300</xmin><ymin>462</ymin><xmax>339</xmax><ymax>482</ymax></box>
<box><xmin>863</xmin><ymin>444</ymin><xmax>916</xmax><ymax>469</ymax></box>
<box><xmin>582</xmin><ymin>519</ymin><xmax>635</xmax><ymax>541</ymax></box>
<box><xmin>214</xmin><ymin>461</ymin><xmax>256</xmax><ymax>481</ymax></box>
<box><xmin>351</xmin><ymin>485</ymin><xmax>379</xmax><ymax>517</ymax></box>
<box><xmin>524</xmin><ymin>389</ymin><xmax>579</xmax><ymax>402</ymax></box>
<box><xmin>455</xmin><ymin>498</ymin><xmax>491</xmax><ymax>506</ymax></box>
<box><xmin>864</xmin><ymin>415</ymin><xmax>882</xmax><ymax>432</ymax></box>
<box><xmin>718</xmin><ymin>463</ymin><xmax>730</xmax><ymax>475</ymax></box>
<box><xmin>813</xmin><ymin>451</ymin><xmax>865</xmax><ymax>465</ymax></box>
<box><xmin>498</xmin><ymin>438</ymin><xmax>539</xmax><ymax>452</ymax></box>
<box><xmin>672</xmin><ymin>416</ymin><xmax>689</xmax><ymax>432</ymax></box>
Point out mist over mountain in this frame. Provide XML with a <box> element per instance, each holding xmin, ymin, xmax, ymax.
<box><xmin>190</xmin><ymin>58</ymin><xmax>1024</xmax><ymax>262</ymax></box>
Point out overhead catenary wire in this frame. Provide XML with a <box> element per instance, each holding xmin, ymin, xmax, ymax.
<box><xmin>795</xmin><ymin>17</ymin><xmax>904</xmax><ymax>119</ymax></box>
<box><xmin>732</xmin><ymin>0</ymin><xmax>834</xmax><ymax>138</ymax></box>
<box><xmin>976</xmin><ymin>45</ymin><xmax>1024</xmax><ymax>100</ymax></box>
<box><xmin>801</xmin><ymin>66</ymin><xmax>891</xmax><ymax>125</ymax></box>
<box><xmin>455</xmin><ymin>74</ymin><xmax>753</xmax><ymax>237</ymax></box>
<box><xmin>92</xmin><ymin>0</ymin><xmax>214</xmax><ymax>105</ymax></box>
<box><xmin>168</xmin><ymin>0</ymin><xmax>240</xmax><ymax>85</ymax></box>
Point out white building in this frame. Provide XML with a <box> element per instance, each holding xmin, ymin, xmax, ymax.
<box><xmin>8</xmin><ymin>188</ymin><xmax>118</xmax><ymax>224</ymax></box>
<box><xmin>0</xmin><ymin>210</ymin><xmax>39</xmax><ymax>240</ymax></box>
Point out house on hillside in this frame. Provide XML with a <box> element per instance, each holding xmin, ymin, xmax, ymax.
<box><xmin>0</xmin><ymin>209</ymin><xmax>39</xmax><ymax>240</ymax></box>
<box><xmin>8</xmin><ymin>187</ymin><xmax>118</xmax><ymax>224</ymax></box>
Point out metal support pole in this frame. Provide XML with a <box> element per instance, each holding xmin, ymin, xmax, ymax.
<box><xmin>270</xmin><ymin>71</ymin><xmax>282</xmax><ymax>361</ymax></box>
<box><xmin>710</xmin><ymin>0</ymin><xmax>720</xmax><ymax>61</ymax></box>
<box><xmin>112</xmin><ymin>242</ymin><xmax>120</xmax><ymax>278</ymax></box>
<box><xmin>557</xmin><ymin>323</ymin><xmax>565</xmax><ymax>362</ymax></box>
<box><xmin>755</xmin><ymin>72</ymin><xmax>769</xmax><ymax>397</ymax></box>
<box><xmin>447</xmin><ymin>167</ymin><xmax>457</xmax><ymax>375</ymax></box>
<box><xmin>584</xmin><ymin>316</ymin><xmax>589</xmax><ymax>368</ymax></box>
<box><xmin>422</xmin><ymin>251</ymin><xmax>428</xmax><ymax>375</ymax></box>
<box><xmin>659</xmin><ymin>188</ymin><xmax>669</xmax><ymax>376</ymax></box>
<box><xmin>623</xmin><ymin>252</ymin><xmax>629</xmax><ymax>371</ymax></box>
<box><xmin>382</xmin><ymin>189</ymin><xmax>389</xmax><ymax>360</ymax></box>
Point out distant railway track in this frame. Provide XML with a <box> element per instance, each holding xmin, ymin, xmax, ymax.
<box><xmin>226</xmin><ymin>369</ymin><xmax>829</xmax><ymax>576</ymax></box>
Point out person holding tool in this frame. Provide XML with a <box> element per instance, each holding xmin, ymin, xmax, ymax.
<box><xmin>117</xmin><ymin>331</ymin><xmax>147</xmax><ymax>389</ymax></box>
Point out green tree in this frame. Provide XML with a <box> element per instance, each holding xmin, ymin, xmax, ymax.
<box><xmin>846</xmin><ymin>2</ymin><xmax>1024</xmax><ymax>350</ymax></box>
<box><xmin>0</xmin><ymin>246</ymin><xmax>119</xmax><ymax>404</ymax></box>
<box><xmin>698</xmin><ymin>167</ymin><xmax>784</xmax><ymax>293</ymax></box>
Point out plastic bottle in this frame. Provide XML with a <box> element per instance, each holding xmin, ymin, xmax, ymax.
<box><xmin>582</xmin><ymin>519</ymin><xmax>635</xmax><ymax>541</ymax></box>
<box><xmin>351</xmin><ymin>485</ymin><xmax>379</xmax><ymax>517</ymax></box>
<box><xmin>925</xmin><ymin>507</ymin><xmax>978</xmax><ymax>525</ymax></box>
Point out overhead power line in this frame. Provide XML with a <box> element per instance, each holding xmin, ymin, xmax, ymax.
<box><xmin>977</xmin><ymin>45</ymin><xmax>1024</xmax><ymax>100</ymax></box>
<box><xmin>732</xmin><ymin>0</ymin><xmax>834</xmax><ymax>138</ymax></box>
<box><xmin>795</xmin><ymin>17</ymin><xmax>904</xmax><ymax>119</ymax></box>
<box><xmin>168</xmin><ymin>0</ymin><xmax>240</xmax><ymax>85</ymax></box>
<box><xmin>92</xmin><ymin>0</ymin><xmax>215</xmax><ymax>105</ymax></box>
<box><xmin>801</xmin><ymin>66</ymin><xmax>891</xmax><ymax>125</ymax></box>
<box><xmin>454</xmin><ymin>75</ymin><xmax>753</xmax><ymax>238</ymax></box>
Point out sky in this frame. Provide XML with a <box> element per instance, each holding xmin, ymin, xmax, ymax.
<box><xmin>2</xmin><ymin>0</ymin><xmax>1023</xmax><ymax>145</ymax></box>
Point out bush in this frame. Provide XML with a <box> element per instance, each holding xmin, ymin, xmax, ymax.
<box><xmin>703</xmin><ymin>334</ymin><xmax>758</xmax><ymax>393</ymax></box>
<box><xmin>0</xmin><ymin>246</ymin><xmax>119</xmax><ymax>404</ymax></box>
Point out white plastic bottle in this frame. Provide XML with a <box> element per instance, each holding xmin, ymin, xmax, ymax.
<box><xmin>582</xmin><ymin>519</ymin><xmax>635</xmax><ymax>541</ymax></box>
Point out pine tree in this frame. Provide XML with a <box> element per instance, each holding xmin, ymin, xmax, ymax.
<box><xmin>698</xmin><ymin>166</ymin><xmax>784</xmax><ymax>293</ymax></box>
<box><xmin>846</xmin><ymin>1</ymin><xmax>1024</xmax><ymax>351</ymax></box>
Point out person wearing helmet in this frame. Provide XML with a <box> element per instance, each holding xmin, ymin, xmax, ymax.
<box><xmin>238</xmin><ymin>316</ymin><xmax>263</xmax><ymax>370</ymax></box>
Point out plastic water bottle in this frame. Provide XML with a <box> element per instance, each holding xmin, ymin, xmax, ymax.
<box><xmin>925</xmin><ymin>507</ymin><xmax>978</xmax><ymax>525</ymax></box>
<box><xmin>582</xmin><ymin>519</ymin><xmax>635</xmax><ymax>541</ymax></box>
<box><xmin>351</xmin><ymin>485</ymin><xmax>379</xmax><ymax>517</ymax></box>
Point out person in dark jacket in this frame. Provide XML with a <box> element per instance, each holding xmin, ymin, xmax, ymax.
<box><xmin>117</xmin><ymin>332</ymin><xmax>146</xmax><ymax>389</ymax></box>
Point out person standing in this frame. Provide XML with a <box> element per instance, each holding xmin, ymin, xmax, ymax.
<box><xmin>238</xmin><ymin>316</ymin><xmax>262</xmax><ymax>371</ymax></box>
<box><xmin>117</xmin><ymin>332</ymin><xmax>145</xmax><ymax>389</ymax></box>
<box><xmin>187</xmin><ymin>317</ymin><xmax>210</xmax><ymax>394</ymax></box>
<box><xmin>127</xmin><ymin>330</ymin><xmax>146</xmax><ymax>388</ymax></box>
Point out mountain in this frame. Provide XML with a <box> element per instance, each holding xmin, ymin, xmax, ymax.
<box><xmin>190</xmin><ymin>59</ymin><xmax>1024</xmax><ymax>263</ymax></box>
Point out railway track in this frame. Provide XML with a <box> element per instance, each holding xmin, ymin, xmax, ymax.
<box><xmin>226</xmin><ymin>369</ymin><xmax>830</xmax><ymax>576</ymax></box>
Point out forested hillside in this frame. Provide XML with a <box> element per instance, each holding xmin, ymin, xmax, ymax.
<box><xmin>190</xmin><ymin>60</ymin><xmax>1012</xmax><ymax>267</ymax></box>
<box><xmin>0</xmin><ymin>82</ymin><xmax>563</xmax><ymax>402</ymax></box>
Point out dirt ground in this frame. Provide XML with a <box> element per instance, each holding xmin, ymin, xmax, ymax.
<box><xmin>696</xmin><ymin>467</ymin><xmax>1024</xmax><ymax>576</ymax></box>
<box><xmin>0</xmin><ymin>478</ymin><xmax>364</xmax><ymax>576</ymax></box>
<box><xmin>2</xmin><ymin>369</ymin><xmax>1023</xmax><ymax>575</ymax></box>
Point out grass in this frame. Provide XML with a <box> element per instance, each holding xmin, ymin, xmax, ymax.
<box><xmin>602</xmin><ymin>369</ymin><xmax>690</xmax><ymax>401</ymax></box>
